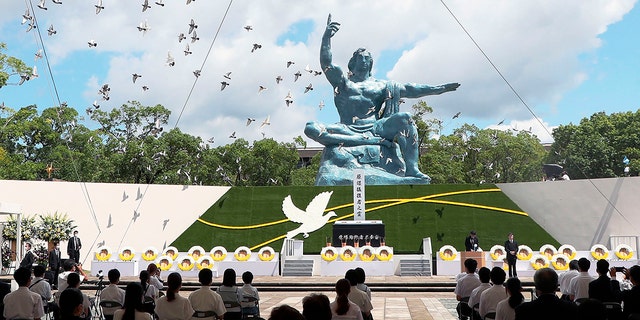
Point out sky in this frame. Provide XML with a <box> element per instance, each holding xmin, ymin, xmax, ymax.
<box><xmin>1</xmin><ymin>0</ymin><xmax>639</xmax><ymax>147</ymax></box>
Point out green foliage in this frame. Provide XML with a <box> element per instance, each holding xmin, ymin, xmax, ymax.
<box><xmin>2</xmin><ymin>215</ymin><xmax>38</xmax><ymax>241</ymax></box>
<box><xmin>548</xmin><ymin>110</ymin><xmax>640</xmax><ymax>179</ymax></box>
<box><xmin>33</xmin><ymin>244</ymin><xmax>49</xmax><ymax>267</ymax></box>
<box><xmin>291</xmin><ymin>152</ymin><xmax>321</xmax><ymax>186</ymax></box>
<box><xmin>37</xmin><ymin>212</ymin><xmax>76</xmax><ymax>242</ymax></box>
<box><xmin>0</xmin><ymin>43</ymin><xmax>31</xmax><ymax>88</ymax></box>
<box><xmin>172</xmin><ymin>185</ymin><xmax>557</xmax><ymax>254</ymax></box>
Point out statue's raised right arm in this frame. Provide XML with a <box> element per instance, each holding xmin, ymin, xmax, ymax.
<box><xmin>320</xmin><ymin>14</ymin><xmax>346</xmax><ymax>88</ymax></box>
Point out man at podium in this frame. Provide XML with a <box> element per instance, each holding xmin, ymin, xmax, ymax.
<box><xmin>465</xmin><ymin>231</ymin><xmax>479</xmax><ymax>252</ymax></box>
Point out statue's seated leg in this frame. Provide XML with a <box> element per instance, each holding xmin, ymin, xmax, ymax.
<box><xmin>375</xmin><ymin>112</ymin><xmax>430</xmax><ymax>180</ymax></box>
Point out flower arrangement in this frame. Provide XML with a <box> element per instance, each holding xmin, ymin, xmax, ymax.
<box><xmin>95</xmin><ymin>246</ymin><xmax>111</xmax><ymax>261</ymax></box>
<box><xmin>177</xmin><ymin>255</ymin><xmax>195</xmax><ymax>271</ymax></box>
<box><xmin>142</xmin><ymin>247</ymin><xmax>158</xmax><ymax>261</ymax></box>
<box><xmin>340</xmin><ymin>246</ymin><xmax>357</xmax><ymax>262</ymax></box>
<box><xmin>36</xmin><ymin>212</ymin><xmax>76</xmax><ymax>242</ymax></box>
<box><xmin>119</xmin><ymin>247</ymin><xmax>135</xmax><ymax>261</ymax></box>
<box><xmin>590</xmin><ymin>244</ymin><xmax>609</xmax><ymax>260</ymax></box>
<box><xmin>1</xmin><ymin>242</ymin><xmax>13</xmax><ymax>268</ymax></box>
<box><xmin>551</xmin><ymin>253</ymin><xmax>569</xmax><ymax>271</ymax></box>
<box><xmin>258</xmin><ymin>247</ymin><xmax>275</xmax><ymax>261</ymax></box>
<box><xmin>234</xmin><ymin>246</ymin><xmax>251</xmax><ymax>261</ymax></box>
<box><xmin>539</xmin><ymin>244</ymin><xmax>557</xmax><ymax>259</ymax></box>
<box><xmin>530</xmin><ymin>254</ymin><xmax>550</xmax><ymax>270</ymax></box>
<box><xmin>33</xmin><ymin>244</ymin><xmax>49</xmax><ymax>267</ymax></box>
<box><xmin>358</xmin><ymin>245</ymin><xmax>375</xmax><ymax>262</ymax></box>
<box><xmin>614</xmin><ymin>244</ymin><xmax>633</xmax><ymax>260</ymax></box>
<box><xmin>516</xmin><ymin>245</ymin><xmax>533</xmax><ymax>260</ymax></box>
<box><xmin>490</xmin><ymin>245</ymin><xmax>506</xmax><ymax>261</ymax></box>
<box><xmin>156</xmin><ymin>255</ymin><xmax>173</xmax><ymax>271</ymax></box>
<box><xmin>438</xmin><ymin>245</ymin><xmax>457</xmax><ymax>261</ymax></box>
<box><xmin>188</xmin><ymin>246</ymin><xmax>205</xmax><ymax>261</ymax></box>
<box><xmin>210</xmin><ymin>246</ymin><xmax>227</xmax><ymax>261</ymax></box>
<box><xmin>376</xmin><ymin>246</ymin><xmax>393</xmax><ymax>261</ymax></box>
<box><xmin>196</xmin><ymin>256</ymin><xmax>214</xmax><ymax>270</ymax></box>
<box><xmin>321</xmin><ymin>246</ymin><xmax>338</xmax><ymax>262</ymax></box>
<box><xmin>558</xmin><ymin>244</ymin><xmax>577</xmax><ymax>260</ymax></box>
<box><xmin>162</xmin><ymin>246</ymin><xmax>179</xmax><ymax>260</ymax></box>
<box><xmin>2</xmin><ymin>215</ymin><xmax>38</xmax><ymax>241</ymax></box>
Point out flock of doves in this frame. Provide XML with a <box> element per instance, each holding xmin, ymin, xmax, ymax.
<box><xmin>20</xmin><ymin>0</ymin><xmax>329</xmax><ymax>144</ymax></box>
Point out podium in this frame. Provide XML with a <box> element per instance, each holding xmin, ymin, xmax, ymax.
<box><xmin>460</xmin><ymin>251</ymin><xmax>485</xmax><ymax>272</ymax></box>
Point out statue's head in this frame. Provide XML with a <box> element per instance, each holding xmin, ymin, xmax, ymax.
<box><xmin>348</xmin><ymin>48</ymin><xmax>373</xmax><ymax>78</ymax></box>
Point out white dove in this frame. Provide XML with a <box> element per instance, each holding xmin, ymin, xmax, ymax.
<box><xmin>282</xmin><ymin>191</ymin><xmax>336</xmax><ymax>239</ymax></box>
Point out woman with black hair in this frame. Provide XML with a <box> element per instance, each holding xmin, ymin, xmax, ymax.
<box><xmin>217</xmin><ymin>268</ymin><xmax>243</xmax><ymax>320</ymax></box>
<box><xmin>495</xmin><ymin>277</ymin><xmax>524</xmax><ymax>320</ymax></box>
<box><xmin>155</xmin><ymin>272</ymin><xmax>194</xmax><ymax>320</ymax></box>
<box><xmin>113</xmin><ymin>283</ymin><xmax>153</xmax><ymax>320</ymax></box>
<box><xmin>330</xmin><ymin>279</ymin><xmax>363</xmax><ymax>320</ymax></box>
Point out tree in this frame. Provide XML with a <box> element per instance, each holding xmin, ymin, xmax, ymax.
<box><xmin>0</xmin><ymin>43</ymin><xmax>32</xmax><ymax>88</ymax></box>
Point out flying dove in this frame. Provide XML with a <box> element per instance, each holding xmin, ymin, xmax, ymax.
<box><xmin>88</xmin><ymin>40</ymin><xmax>98</xmax><ymax>48</ymax></box>
<box><xmin>318</xmin><ymin>100</ymin><xmax>324</xmax><ymax>110</ymax></box>
<box><xmin>193</xmin><ymin>69</ymin><xmax>201</xmax><ymax>78</ymax></box>
<box><xmin>260</xmin><ymin>115</ymin><xmax>270</xmax><ymax>128</ymax></box>
<box><xmin>162</xmin><ymin>219</ymin><xmax>170</xmax><ymax>230</ymax></box>
<box><xmin>286</xmin><ymin>61</ymin><xmax>295</xmax><ymax>68</ymax></box>
<box><xmin>285</xmin><ymin>91</ymin><xmax>293</xmax><ymax>107</ymax></box>
<box><xmin>188</xmin><ymin>19</ymin><xmax>197</xmax><ymax>34</ymax></box>
<box><xmin>220</xmin><ymin>81</ymin><xmax>229</xmax><ymax>90</ymax></box>
<box><xmin>294</xmin><ymin>71</ymin><xmax>302</xmax><ymax>82</ymax></box>
<box><xmin>95</xmin><ymin>0</ymin><xmax>104</xmax><ymax>14</ymax></box>
<box><xmin>136</xmin><ymin>187</ymin><xmax>143</xmax><ymax>200</ymax></box>
<box><xmin>132</xmin><ymin>73</ymin><xmax>142</xmax><ymax>83</ymax></box>
<box><xmin>166</xmin><ymin>51</ymin><xmax>175</xmax><ymax>66</ymax></box>
<box><xmin>106</xmin><ymin>214</ymin><xmax>113</xmax><ymax>228</ymax></box>
<box><xmin>229</xmin><ymin>131</ymin><xmax>236</xmax><ymax>139</ymax></box>
<box><xmin>223</xmin><ymin>72</ymin><xmax>232</xmax><ymax>79</ymax></box>
<box><xmin>34</xmin><ymin>49</ymin><xmax>43</xmax><ymax>60</ymax></box>
<box><xmin>304</xmin><ymin>83</ymin><xmax>313</xmax><ymax>93</ymax></box>
<box><xmin>184</xmin><ymin>44</ymin><xmax>192</xmax><ymax>56</ymax></box>
<box><xmin>122</xmin><ymin>190</ymin><xmax>129</xmax><ymax>201</ymax></box>
<box><xmin>452</xmin><ymin>111</ymin><xmax>461</xmax><ymax>119</ymax></box>
<box><xmin>257</xmin><ymin>85</ymin><xmax>267</xmax><ymax>94</ymax></box>
<box><xmin>275</xmin><ymin>75</ymin><xmax>283</xmax><ymax>84</ymax></box>
<box><xmin>178</xmin><ymin>33</ymin><xmax>186</xmax><ymax>42</ymax></box>
<box><xmin>246</xmin><ymin>118</ymin><xmax>255</xmax><ymax>126</ymax></box>
<box><xmin>137</xmin><ymin>20</ymin><xmax>150</xmax><ymax>35</ymax></box>
<box><xmin>244</xmin><ymin>25</ymin><xmax>253</xmax><ymax>31</ymax></box>
<box><xmin>191</xmin><ymin>31</ymin><xmax>199</xmax><ymax>43</ymax></box>
<box><xmin>47</xmin><ymin>25</ymin><xmax>56</xmax><ymax>36</ymax></box>
<box><xmin>282</xmin><ymin>191</ymin><xmax>337</xmax><ymax>239</ymax></box>
<box><xmin>37</xmin><ymin>0</ymin><xmax>48</xmax><ymax>10</ymax></box>
<box><xmin>251</xmin><ymin>43</ymin><xmax>262</xmax><ymax>53</ymax></box>
<box><xmin>142</xmin><ymin>86</ymin><xmax>149</xmax><ymax>91</ymax></box>
<box><xmin>142</xmin><ymin>0</ymin><xmax>151</xmax><ymax>12</ymax></box>
<box><xmin>155</xmin><ymin>0</ymin><xmax>164</xmax><ymax>6</ymax></box>
<box><xmin>132</xmin><ymin>210</ymin><xmax>141</xmax><ymax>222</ymax></box>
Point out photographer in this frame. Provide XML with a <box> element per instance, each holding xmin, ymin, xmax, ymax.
<box><xmin>58</xmin><ymin>259</ymin><xmax>87</xmax><ymax>292</ymax></box>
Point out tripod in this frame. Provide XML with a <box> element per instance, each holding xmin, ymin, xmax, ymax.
<box><xmin>91</xmin><ymin>272</ymin><xmax>105</xmax><ymax>320</ymax></box>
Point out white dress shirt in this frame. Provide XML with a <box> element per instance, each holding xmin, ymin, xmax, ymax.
<box><xmin>100</xmin><ymin>283</ymin><xmax>126</xmax><ymax>315</ymax></box>
<box><xmin>188</xmin><ymin>286</ymin><xmax>226</xmax><ymax>320</ymax></box>
<box><xmin>479</xmin><ymin>284</ymin><xmax>508</xmax><ymax>317</ymax></box>
<box><xmin>29</xmin><ymin>277</ymin><xmax>52</xmax><ymax>302</ymax></box>
<box><xmin>455</xmin><ymin>273</ymin><xmax>481</xmax><ymax>299</ymax></box>
<box><xmin>330</xmin><ymin>300</ymin><xmax>364</xmax><ymax>320</ymax></box>
<box><xmin>568</xmin><ymin>271</ymin><xmax>594</xmax><ymax>301</ymax></box>
<box><xmin>3</xmin><ymin>287</ymin><xmax>45</xmax><ymax>320</ymax></box>
<box><xmin>155</xmin><ymin>294</ymin><xmax>194</xmax><ymax>320</ymax></box>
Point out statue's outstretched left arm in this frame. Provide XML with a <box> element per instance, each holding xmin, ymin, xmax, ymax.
<box><xmin>400</xmin><ymin>82</ymin><xmax>460</xmax><ymax>99</ymax></box>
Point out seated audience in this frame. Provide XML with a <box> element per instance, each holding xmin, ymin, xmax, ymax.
<box><xmin>67</xmin><ymin>272</ymin><xmax>91</xmax><ymax>319</ymax></box>
<box><xmin>268</xmin><ymin>304</ymin><xmax>305</xmax><ymax>320</ymax></box>
<box><xmin>3</xmin><ymin>267</ymin><xmax>45</xmax><ymax>320</ymax></box>
<box><xmin>354</xmin><ymin>267</ymin><xmax>372</xmax><ymax>300</ymax></box>
<box><xmin>514</xmin><ymin>268</ymin><xmax>577</xmax><ymax>319</ymax></box>
<box><xmin>495</xmin><ymin>277</ymin><xmax>524</xmax><ymax>320</ymax></box>
<box><xmin>155</xmin><ymin>272</ymin><xmax>194</xmax><ymax>320</ymax></box>
<box><xmin>558</xmin><ymin>259</ymin><xmax>579</xmax><ymax>300</ymax></box>
<box><xmin>302</xmin><ymin>293</ymin><xmax>332</xmax><ymax>320</ymax></box>
<box><xmin>345</xmin><ymin>269</ymin><xmax>373</xmax><ymax>319</ymax></box>
<box><xmin>479</xmin><ymin>267</ymin><xmax>508</xmax><ymax>319</ymax></box>
<box><xmin>331</xmin><ymin>278</ymin><xmax>363</xmax><ymax>320</ymax></box>
<box><xmin>188</xmin><ymin>268</ymin><xmax>226</xmax><ymax>320</ymax></box>
<box><xmin>59</xmin><ymin>288</ymin><xmax>85</xmax><ymax>320</ymax></box>
<box><xmin>468</xmin><ymin>267</ymin><xmax>491</xmax><ymax>319</ymax></box>
<box><xmin>576</xmin><ymin>299</ymin><xmax>607</xmax><ymax>320</ymax></box>
<box><xmin>113</xmin><ymin>283</ymin><xmax>153</xmax><ymax>320</ymax></box>
<box><xmin>58</xmin><ymin>260</ymin><xmax>87</xmax><ymax>292</ymax></box>
<box><xmin>569</xmin><ymin>257</ymin><xmax>594</xmax><ymax>303</ymax></box>
<box><xmin>30</xmin><ymin>264</ymin><xmax>60</xmax><ymax>320</ymax></box>
<box><xmin>147</xmin><ymin>263</ymin><xmax>164</xmax><ymax>293</ymax></box>
<box><xmin>621</xmin><ymin>265</ymin><xmax>640</xmax><ymax>318</ymax></box>
<box><xmin>240</xmin><ymin>271</ymin><xmax>260</xmax><ymax>318</ymax></box>
<box><xmin>217</xmin><ymin>268</ymin><xmax>243</xmax><ymax>320</ymax></box>
<box><xmin>140</xmin><ymin>270</ymin><xmax>159</xmax><ymax>309</ymax></box>
<box><xmin>100</xmin><ymin>269</ymin><xmax>126</xmax><ymax>320</ymax></box>
<box><xmin>455</xmin><ymin>258</ymin><xmax>481</xmax><ymax>320</ymax></box>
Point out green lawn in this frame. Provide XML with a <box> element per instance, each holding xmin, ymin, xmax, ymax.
<box><xmin>172</xmin><ymin>184</ymin><xmax>558</xmax><ymax>255</ymax></box>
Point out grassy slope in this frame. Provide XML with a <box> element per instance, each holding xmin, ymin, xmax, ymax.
<box><xmin>172</xmin><ymin>184</ymin><xmax>558</xmax><ymax>254</ymax></box>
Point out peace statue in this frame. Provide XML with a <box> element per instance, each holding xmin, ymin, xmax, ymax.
<box><xmin>304</xmin><ymin>14</ymin><xmax>460</xmax><ymax>186</ymax></box>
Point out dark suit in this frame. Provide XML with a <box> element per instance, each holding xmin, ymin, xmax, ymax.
<box><xmin>504</xmin><ymin>239</ymin><xmax>519</xmax><ymax>277</ymax></box>
<box><xmin>19</xmin><ymin>250</ymin><xmax>35</xmax><ymax>270</ymax></box>
<box><xmin>48</xmin><ymin>248</ymin><xmax>62</xmax><ymax>287</ymax></box>
<box><xmin>67</xmin><ymin>235</ymin><xmax>82</xmax><ymax>263</ymax></box>
<box><xmin>588</xmin><ymin>275</ymin><xmax>621</xmax><ymax>303</ymax></box>
<box><xmin>621</xmin><ymin>285</ymin><xmax>640</xmax><ymax>318</ymax></box>
<box><xmin>0</xmin><ymin>281</ymin><xmax>11</xmax><ymax>320</ymax></box>
<box><xmin>465</xmin><ymin>236</ymin><xmax>479</xmax><ymax>251</ymax></box>
<box><xmin>515</xmin><ymin>294</ymin><xmax>577</xmax><ymax>320</ymax></box>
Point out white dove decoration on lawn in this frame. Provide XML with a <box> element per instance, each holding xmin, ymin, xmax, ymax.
<box><xmin>283</xmin><ymin>191</ymin><xmax>336</xmax><ymax>239</ymax></box>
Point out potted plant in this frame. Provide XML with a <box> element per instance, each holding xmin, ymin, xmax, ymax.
<box><xmin>37</xmin><ymin>212</ymin><xmax>76</xmax><ymax>250</ymax></box>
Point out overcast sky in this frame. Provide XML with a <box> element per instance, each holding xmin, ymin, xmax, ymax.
<box><xmin>1</xmin><ymin>0</ymin><xmax>638</xmax><ymax>146</ymax></box>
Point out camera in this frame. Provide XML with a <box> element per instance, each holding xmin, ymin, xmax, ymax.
<box><xmin>97</xmin><ymin>269</ymin><xmax>104</xmax><ymax>280</ymax></box>
<box><xmin>614</xmin><ymin>266</ymin><xmax>625</xmax><ymax>272</ymax></box>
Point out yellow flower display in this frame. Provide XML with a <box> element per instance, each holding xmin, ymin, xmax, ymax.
<box><xmin>188</xmin><ymin>246</ymin><xmax>206</xmax><ymax>261</ymax></box>
<box><xmin>590</xmin><ymin>244</ymin><xmax>609</xmax><ymax>260</ymax></box>
<box><xmin>321</xmin><ymin>247</ymin><xmax>338</xmax><ymax>262</ymax></box>
<box><xmin>614</xmin><ymin>244</ymin><xmax>634</xmax><ymax>260</ymax></box>
<box><xmin>376</xmin><ymin>246</ymin><xmax>393</xmax><ymax>261</ymax></box>
<box><xmin>95</xmin><ymin>246</ymin><xmax>111</xmax><ymax>261</ymax></box>
<box><xmin>489</xmin><ymin>245</ymin><xmax>506</xmax><ymax>261</ymax></box>
<box><xmin>530</xmin><ymin>254</ymin><xmax>550</xmax><ymax>270</ymax></box>
<box><xmin>196</xmin><ymin>256</ymin><xmax>214</xmax><ymax>270</ymax></box>
<box><xmin>156</xmin><ymin>255</ymin><xmax>173</xmax><ymax>271</ymax></box>
<box><xmin>551</xmin><ymin>253</ymin><xmax>569</xmax><ymax>271</ymax></box>
<box><xmin>142</xmin><ymin>247</ymin><xmax>158</xmax><ymax>262</ymax></box>
<box><xmin>258</xmin><ymin>247</ymin><xmax>275</xmax><ymax>261</ymax></box>
<box><xmin>539</xmin><ymin>244</ymin><xmax>557</xmax><ymax>259</ymax></box>
<box><xmin>558</xmin><ymin>244</ymin><xmax>577</xmax><ymax>260</ymax></box>
<box><xmin>234</xmin><ymin>246</ymin><xmax>251</xmax><ymax>261</ymax></box>
<box><xmin>439</xmin><ymin>245</ymin><xmax>457</xmax><ymax>261</ymax></box>
<box><xmin>162</xmin><ymin>246</ymin><xmax>179</xmax><ymax>260</ymax></box>
<box><xmin>177</xmin><ymin>255</ymin><xmax>195</xmax><ymax>271</ymax></box>
<box><xmin>118</xmin><ymin>247</ymin><xmax>135</xmax><ymax>261</ymax></box>
<box><xmin>516</xmin><ymin>245</ymin><xmax>533</xmax><ymax>261</ymax></box>
<box><xmin>210</xmin><ymin>246</ymin><xmax>227</xmax><ymax>262</ymax></box>
<box><xmin>340</xmin><ymin>246</ymin><xmax>357</xmax><ymax>262</ymax></box>
<box><xmin>358</xmin><ymin>245</ymin><xmax>375</xmax><ymax>262</ymax></box>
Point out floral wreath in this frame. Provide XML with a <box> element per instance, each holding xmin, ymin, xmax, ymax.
<box><xmin>539</xmin><ymin>244</ymin><xmax>557</xmax><ymax>259</ymax></box>
<box><xmin>119</xmin><ymin>246</ymin><xmax>135</xmax><ymax>261</ymax></box>
<box><xmin>376</xmin><ymin>246</ymin><xmax>393</xmax><ymax>261</ymax></box>
<box><xmin>591</xmin><ymin>244</ymin><xmax>609</xmax><ymax>260</ymax></box>
<box><xmin>95</xmin><ymin>246</ymin><xmax>111</xmax><ymax>261</ymax></box>
<box><xmin>558</xmin><ymin>244</ymin><xmax>577</xmax><ymax>260</ymax></box>
<box><xmin>210</xmin><ymin>246</ymin><xmax>227</xmax><ymax>261</ymax></box>
<box><xmin>551</xmin><ymin>253</ymin><xmax>569</xmax><ymax>271</ymax></box>
<box><xmin>142</xmin><ymin>247</ymin><xmax>158</xmax><ymax>261</ymax></box>
<box><xmin>188</xmin><ymin>246</ymin><xmax>206</xmax><ymax>261</ymax></box>
<box><xmin>489</xmin><ymin>245</ymin><xmax>506</xmax><ymax>261</ymax></box>
<box><xmin>162</xmin><ymin>246</ymin><xmax>179</xmax><ymax>260</ymax></box>
<box><xmin>196</xmin><ymin>256</ymin><xmax>214</xmax><ymax>270</ymax></box>
<box><xmin>614</xmin><ymin>244</ymin><xmax>634</xmax><ymax>260</ymax></box>
<box><xmin>517</xmin><ymin>245</ymin><xmax>533</xmax><ymax>260</ymax></box>
<box><xmin>358</xmin><ymin>245</ymin><xmax>376</xmax><ymax>262</ymax></box>
<box><xmin>439</xmin><ymin>245</ymin><xmax>458</xmax><ymax>261</ymax></box>
<box><xmin>234</xmin><ymin>246</ymin><xmax>251</xmax><ymax>261</ymax></box>
<box><xmin>177</xmin><ymin>255</ymin><xmax>195</xmax><ymax>271</ymax></box>
<box><xmin>258</xmin><ymin>247</ymin><xmax>275</xmax><ymax>261</ymax></box>
<box><xmin>321</xmin><ymin>246</ymin><xmax>338</xmax><ymax>262</ymax></box>
<box><xmin>340</xmin><ymin>246</ymin><xmax>357</xmax><ymax>261</ymax></box>
<box><xmin>530</xmin><ymin>254</ymin><xmax>550</xmax><ymax>270</ymax></box>
<box><xmin>156</xmin><ymin>255</ymin><xmax>173</xmax><ymax>271</ymax></box>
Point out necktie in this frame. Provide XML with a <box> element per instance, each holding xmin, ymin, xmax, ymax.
<box><xmin>74</xmin><ymin>237</ymin><xmax>78</xmax><ymax>250</ymax></box>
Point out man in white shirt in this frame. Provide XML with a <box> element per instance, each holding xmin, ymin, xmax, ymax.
<box><xmin>558</xmin><ymin>260</ymin><xmax>579</xmax><ymax>300</ymax></box>
<box><xmin>346</xmin><ymin>269</ymin><xmax>373</xmax><ymax>319</ymax></box>
<box><xmin>240</xmin><ymin>271</ymin><xmax>260</xmax><ymax>318</ymax></box>
<box><xmin>479</xmin><ymin>267</ymin><xmax>508</xmax><ymax>318</ymax></box>
<box><xmin>30</xmin><ymin>265</ymin><xmax>60</xmax><ymax>320</ymax></box>
<box><xmin>58</xmin><ymin>260</ymin><xmax>86</xmax><ymax>292</ymax></box>
<box><xmin>189</xmin><ymin>269</ymin><xmax>226</xmax><ymax>320</ymax></box>
<box><xmin>455</xmin><ymin>259</ymin><xmax>481</xmax><ymax>320</ymax></box>
<box><xmin>468</xmin><ymin>267</ymin><xmax>491</xmax><ymax>318</ymax></box>
<box><xmin>3</xmin><ymin>267</ymin><xmax>45</xmax><ymax>320</ymax></box>
<box><xmin>100</xmin><ymin>269</ymin><xmax>126</xmax><ymax>320</ymax></box>
<box><xmin>568</xmin><ymin>257</ymin><xmax>594</xmax><ymax>303</ymax></box>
